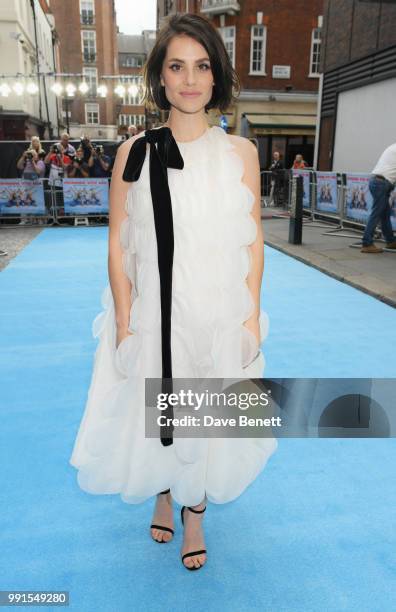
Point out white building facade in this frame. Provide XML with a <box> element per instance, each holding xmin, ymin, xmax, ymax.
<box><xmin>0</xmin><ymin>0</ymin><xmax>60</xmax><ymax>139</ymax></box>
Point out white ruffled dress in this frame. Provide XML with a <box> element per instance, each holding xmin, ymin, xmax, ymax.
<box><xmin>69</xmin><ymin>125</ymin><xmax>278</xmax><ymax>507</ymax></box>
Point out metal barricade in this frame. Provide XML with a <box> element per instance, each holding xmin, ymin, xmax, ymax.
<box><xmin>262</xmin><ymin>169</ymin><xmax>290</xmax><ymax>209</ymax></box>
<box><xmin>52</xmin><ymin>177</ymin><xmax>111</xmax><ymax>226</ymax></box>
<box><xmin>0</xmin><ymin>177</ymin><xmax>111</xmax><ymax>228</ymax></box>
<box><xmin>0</xmin><ymin>177</ymin><xmax>54</xmax><ymax>228</ymax></box>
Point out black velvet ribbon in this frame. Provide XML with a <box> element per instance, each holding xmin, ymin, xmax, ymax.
<box><xmin>122</xmin><ymin>127</ymin><xmax>184</xmax><ymax>447</ymax></box>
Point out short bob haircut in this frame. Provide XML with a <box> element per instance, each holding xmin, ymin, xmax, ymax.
<box><xmin>141</xmin><ymin>13</ymin><xmax>240</xmax><ymax>114</ymax></box>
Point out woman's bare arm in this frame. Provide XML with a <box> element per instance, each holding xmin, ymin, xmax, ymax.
<box><xmin>230</xmin><ymin>136</ymin><xmax>264</xmax><ymax>344</ymax></box>
<box><xmin>108</xmin><ymin>134</ymin><xmax>141</xmax><ymax>334</ymax></box>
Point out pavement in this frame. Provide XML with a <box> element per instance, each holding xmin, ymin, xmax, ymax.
<box><xmin>1</xmin><ymin>212</ymin><xmax>395</xmax><ymax>307</ymax></box>
<box><xmin>0</xmin><ymin>226</ymin><xmax>42</xmax><ymax>272</ymax></box>
<box><xmin>261</xmin><ymin>206</ymin><xmax>396</xmax><ymax>308</ymax></box>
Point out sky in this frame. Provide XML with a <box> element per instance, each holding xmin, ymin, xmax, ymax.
<box><xmin>114</xmin><ymin>0</ymin><xmax>157</xmax><ymax>35</ymax></box>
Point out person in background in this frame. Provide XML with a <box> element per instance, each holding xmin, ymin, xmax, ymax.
<box><xmin>88</xmin><ymin>144</ymin><xmax>111</xmax><ymax>178</ymax></box>
<box><xmin>127</xmin><ymin>125</ymin><xmax>137</xmax><ymax>138</ymax></box>
<box><xmin>44</xmin><ymin>143</ymin><xmax>71</xmax><ymax>186</ymax></box>
<box><xmin>361</xmin><ymin>143</ymin><xmax>396</xmax><ymax>253</ymax></box>
<box><xmin>66</xmin><ymin>147</ymin><xmax>90</xmax><ymax>178</ymax></box>
<box><xmin>16</xmin><ymin>136</ymin><xmax>47</xmax><ymax>225</ymax></box>
<box><xmin>16</xmin><ymin>136</ymin><xmax>46</xmax><ymax>180</ymax></box>
<box><xmin>268</xmin><ymin>151</ymin><xmax>284</xmax><ymax>206</ymax></box>
<box><xmin>54</xmin><ymin>132</ymin><xmax>76</xmax><ymax>157</ymax></box>
<box><xmin>292</xmin><ymin>154</ymin><xmax>308</xmax><ymax>170</ymax></box>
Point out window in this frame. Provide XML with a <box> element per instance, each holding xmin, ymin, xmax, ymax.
<box><xmin>250</xmin><ymin>25</ymin><xmax>266</xmax><ymax>75</ymax></box>
<box><xmin>218</xmin><ymin>26</ymin><xmax>236</xmax><ymax>68</ymax></box>
<box><xmin>85</xmin><ymin>103</ymin><xmax>99</xmax><ymax>124</ymax></box>
<box><xmin>80</xmin><ymin>0</ymin><xmax>95</xmax><ymax>25</ymax></box>
<box><xmin>309</xmin><ymin>27</ymin><xmax>322</xmax><ymax>76</ymax></box>
<box><xmin>81</xmin><ymin>30</ymin><xmax>96</xmax><ymax>63</ymax></box>
<box><xmin>83</xmin><ymin>67</ymin><xmax>97</xmax><ymax>96</ymax></box>
<box><xmin>120</xmin><ymin>55</ymin><xmax>144</xmax><ymax>68</ymax></box>
<box><xmin>119</xmin><ymin>76</ymin><xmax>143</xmax><ymax>105</ymax></box>
<box><xmin>118</xmin><ymin>114</ymin><xmax>145</xmax><ymax>127</ymax></box>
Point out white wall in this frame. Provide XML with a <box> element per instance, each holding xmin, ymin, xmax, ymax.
<box><xmin>332</xmin><ymin>77</ymin><xmax>396</xmax><ymax>173</ymax></box>
<box><xmin>0</xmin><ymin>0</ymin><xmax>59</xmax><ymax>137</ymax></box>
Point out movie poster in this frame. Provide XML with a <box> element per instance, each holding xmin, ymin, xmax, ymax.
<box><xmin>390</xmin><ymin>187</ymin><xmax>396</xmax><ymax>231</ymax></box>
<box><xmin>316</xmin><ymin>172</ymin><xmax>338</xmax><ymax>214</ymax></box>
<box><xmin>292</xmin><ymin>169</ymin><xmax>311</xmax><ymax>208</ymax></box>
<box><xmin>63</xmin><ymin>178</ymin><xmax>109</xmax><ymax>215</ymax></box>
<box><xmin>345</xmin><ymin>174</ymin><xmax>373</xmax><ymax>224</ymax></box>
<box><xmin>0</xmin><ymin>179</ymin><xmax>46</xmax><ymax>215</ymax></box>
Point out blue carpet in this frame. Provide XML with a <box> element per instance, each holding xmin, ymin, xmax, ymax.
<box><xmin>0</xmin><ymin>227</ymin><xmax>395</xmax><ymax>612</ymax></box>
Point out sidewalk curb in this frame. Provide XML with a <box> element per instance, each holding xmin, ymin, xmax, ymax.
<box><xmin>264</xmin><ymin>238</ymin><xmax>396</xmax><ymax>310</ymax></box>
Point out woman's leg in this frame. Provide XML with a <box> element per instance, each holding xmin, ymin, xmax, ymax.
<box><xmin>150</xmin><ymin>490</ymin><xmax>174</xmax><ymax>543</ymax></box>
<box><xmin>181</xmin><ymin>496</ymin><xmax>207</xmax><ymax>569</ymax></box>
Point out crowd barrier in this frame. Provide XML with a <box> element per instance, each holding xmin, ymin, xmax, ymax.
<box><xmin>284</xmin><ymin>170</ymin><xmax>396</xmax><ymax>233</ymax></box>
<box><xmin>1</xmin><ymin>172</ymin><xmax>396</xmax><ymax>233</ymax></box>
<box><xmin>0</xmin><ymin>177</ymin><xmax>111</xmax><ymax>227</ymax></box>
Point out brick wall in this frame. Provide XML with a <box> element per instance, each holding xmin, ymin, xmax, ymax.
<box><xmin>49</xmin><ymin>0</ymin><xmax>118</xmax><ymax>130</ymax></box>
<box><xmin>174</xmin><ymin>0</ymin><xmax>323</xmax><ymax>93</ymax></box>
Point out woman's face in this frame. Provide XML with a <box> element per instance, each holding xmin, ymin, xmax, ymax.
<box><xmin>160</xmin><ymin>35</ymin><xmax>214</xmax><ymax>113</ymax></box>
<box><xmin>31</xmin><ymin>138</ymin><xmax>40</xmax><ymax>151</ymax></box>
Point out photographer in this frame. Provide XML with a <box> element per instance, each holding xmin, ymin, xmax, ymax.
<box><xmin>44</xmin><ymin>143</ymin><xmax>72</xmax><ymax>186</ymax></box>
<box><xmin>79</xmin><ymin>135</ymin><xmax>94</xmax><ymax>164</ymax></box>
<box><xmin>88</xmin><ymin>143</ymin><xmax>111</xmax><ymax>178</ymax></box>
<box><xmin>54</xmin><ymin>132</ymin><xmax>76</xmax><ymax>157</ymax></box>
<box><xmin>66</xmin><ymin>147</ymin><xmax>90</xmax><ymax>178</ymax></box>
<box><xmin>16</xmin><ymin>136</ymin><xmax>46</xmax><ymax>180</ymax></box>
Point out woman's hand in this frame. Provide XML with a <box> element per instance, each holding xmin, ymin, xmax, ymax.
<box><xmin>116</xmin><ymin>327</ymin><xmax>134</xmax><ymax>349</ymax></box>
<box><xmin>243</xmin><ymin>316</ymin><xmax>260</xmax><ymax>346</ymax></box>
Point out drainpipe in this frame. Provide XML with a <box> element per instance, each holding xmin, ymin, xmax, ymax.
<box><xmin>29</xmin><ymin>0</ymin><xmax>43</xmax><ymax>124</ymax></box>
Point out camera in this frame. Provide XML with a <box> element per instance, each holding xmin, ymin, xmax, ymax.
<box><xmin>80</xmin><ymin>136</ymin><xmax>91</xmax><ymax>150</ymax></box>
<box><xmin>26</xmin><ymin>151</ymin><xmax>33</xmax><ymax>160</ymax></box>
<box><xmin>94</xmin><ymin>144</ymin><xmax>104</xmax><ymax>155</ymax></box>
<box><xmin>52</xmin><ymin>144</ymin><xmax>61</xmax><ymax>154</ymax></box>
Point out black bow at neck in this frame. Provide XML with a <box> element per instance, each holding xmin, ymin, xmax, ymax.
<box><xmin>122</xmin><ymin>126</ymin><xmax>184</xmax><ymax>447</ymax></box>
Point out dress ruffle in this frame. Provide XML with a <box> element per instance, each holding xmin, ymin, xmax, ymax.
<box><xmin>69</xmin><ymin>125</ymin><xmax>277</xmax><ymax>506</ymax></box>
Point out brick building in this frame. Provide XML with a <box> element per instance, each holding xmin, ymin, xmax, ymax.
<box><xmin>157</xmin><ymin>0</ymin><xmax>323</xmax><ymax>169</ymax></box>
<box><xmin>317</xmin><ymin>0</ymin><xmax>396</xmax><ymax>172</ymax></box>
<box><xmin>49</xmin><ymin>0</ymin><xmax>118</xmax><ymax>139</ymax></box>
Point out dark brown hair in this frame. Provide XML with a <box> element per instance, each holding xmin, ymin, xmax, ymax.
<box><xmin>141</xmin><ymin>13</ymin><xmax>240</xmax><ymax>113</ymax></box>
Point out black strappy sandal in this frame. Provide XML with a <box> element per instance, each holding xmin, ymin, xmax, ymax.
<box><xmin>150</xmin><ymin>489</ymin><xmax>174</xmax><ymax>543</ymax></box>
<box><xmin>180</xmin><ymin>505</ymin><xmax>207</xmax><ymax>570</ymax></box>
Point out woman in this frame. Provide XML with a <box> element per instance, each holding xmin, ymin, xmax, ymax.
<box><xmin>16</xmin><ymin>136</ymin><xmax>46</xmax><ymax>180</ymax></box>
<box><xmin>69</xmin><ymin>14</ymin><xmax>277</xmax><ymax>571</ymax></box>
<box><xmin>292</xmin><ymin>154</ymin><xmax>308</xmax><ymax>170</ymax></box>
<box><xmin>16</xmin><ymin>136</ymin><xmax>46</xmax><ymax>225</ymax></box>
